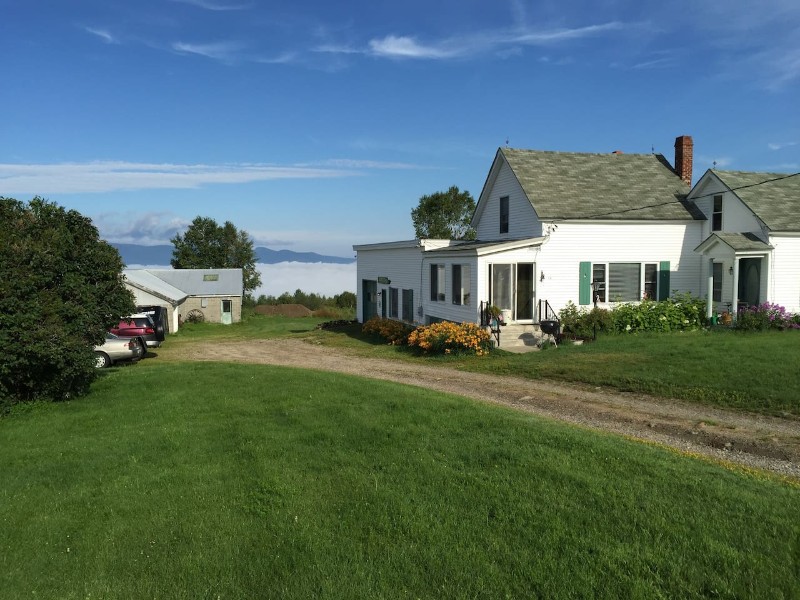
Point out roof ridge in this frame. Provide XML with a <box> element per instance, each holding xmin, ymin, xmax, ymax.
<box><xmin>503</xmin><ymin>147</ymin><xmax>662</xmax><ymax>158</ymax></box>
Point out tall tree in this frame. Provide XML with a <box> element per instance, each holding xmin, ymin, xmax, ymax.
<box><xmin>0</xmin><ymin>197</ymin><xmax>136</xmax><ymax>403</ymax></box>
<box><xmin>170</xmin><ymin>216</ymin><xmax>262</xmax><ymax>294</ymax></box>
<box><xmin>411</xmin><ymin>185</ymin><xmax>477</xmax><ymax>240</ymax></box>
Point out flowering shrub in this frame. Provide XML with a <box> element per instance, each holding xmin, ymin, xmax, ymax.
<box><xmin>735</xmin><ymin>303</ymin><xmax>800</xmax><ymax>331</ymax></box>
<box><xmin>611</xmin><ymin>293</ymin><xmax>705</xmax><ymax>333</ymax></box>
<box><xmin>407</xmin><ymin>321</ymin><xmax>493</xmax><ymax>356</ymax></box>
<box><xmin>362</xmin><ymin>317</ymin><xmax>415</xmax><ymax>345</ymax></box>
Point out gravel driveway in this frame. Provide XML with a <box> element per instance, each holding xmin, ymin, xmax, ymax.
<box><xmin>175</xmin><ymin>338</ymin><xmax>800</xmax><ymax>480</ymax></box>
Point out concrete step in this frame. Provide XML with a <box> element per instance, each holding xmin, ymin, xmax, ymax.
<box><xmin>490</xmin><ymin>323</ymin><xmax>556</xmax><ymax>352</ymax></box>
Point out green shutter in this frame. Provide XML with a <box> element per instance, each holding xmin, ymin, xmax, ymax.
<box><xmin>579</xmin><ymin>262</ymin><xmax>591</xmax><ymax>305</ymax></box>
<box><xmin>658</xmin><ymin>261</ymin><xmax>670</xmax><ymax>301</ymax></box>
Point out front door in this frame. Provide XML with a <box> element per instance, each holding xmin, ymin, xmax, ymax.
<box><xmin>738</xmin><ymin>258</ymin><xmax>761</xmax><ymax>308</ymax></box>
<box><xmin>516</xmin><ymin>263</ymin><xmax>534</xmax><ymax>321</ymax></box>
<box><xmin>362</xmin><ymin>279</ymin><xmax>378</xmax><ymax>322</ymax></box>
<box><xmin>489</xmin><ymin>263</ymin><xmax>535</xmax><ymax>322</ymax></box>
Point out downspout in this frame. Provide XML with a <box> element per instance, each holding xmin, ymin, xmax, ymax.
<box><xmin>706</xmin><ymin>258</ymin><xmax>714</xmax><ymax>321</ymax></box>
<box><xmin>732</xmin><ymin>258</ymin><xmax>740</xmax><ymax>321</ymax></box>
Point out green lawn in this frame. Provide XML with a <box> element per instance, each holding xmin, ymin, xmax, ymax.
<box><xmin>2</xmin><ymin>362</ymin><xmax>798</xmax><ymax>598</ymax></box>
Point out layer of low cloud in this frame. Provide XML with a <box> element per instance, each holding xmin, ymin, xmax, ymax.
<box><xmin>252</xmin><ymin>262</ymin><xmax>356</xmax><ymax>297</ymax></box>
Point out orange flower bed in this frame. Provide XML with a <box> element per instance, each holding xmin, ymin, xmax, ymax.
<box><xmin>407</xmin><ymin>321</ymin><xmax>492</xmax><ymax>356</ymax></box>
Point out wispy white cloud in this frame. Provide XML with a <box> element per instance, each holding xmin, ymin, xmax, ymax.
<box><xmin>768</xmin><ymin>141</ymin><xmax>798</xmax><ymax>151</ymax></box>
<box><xmin>84</xmin><ymin>27</ymin><xmax>117</xmax><ymax>44</ymax></box>
<box><xmin>0</xmin><ymin>161</ymin><xmax>356</xmax><ymax>195</ymax></box>
<box><xmin>368</xmin><ymin>35</ymin><xmax>464</xmax><ymax>59</ymax></box>
<box><xmin>305</xmin><ymin>159</ymin><xmax>422</xmax><ymax>170</ymax></box>
<box><xmin>509</xmin><ymin>22</ymin><xmax>624</xmax><ymax>45</ymax></box>
<box><xmin>169</xmin><ymin>0</ymin><xmax>251</xmax><ymax>11</ymax></box>
<box><xmin>630</xmin><ymin>56</ymin><xmax>677</xmax><ymax>70</ymax></box>
<box><xmin>332</xmin><ymin>21</ymin><xmax>630</xmax><ymax>61</ymax></box>
<box><xmin>171</xmin><ymin>41</ymin><xmax>245</xmax><ymax>62</ymax></box>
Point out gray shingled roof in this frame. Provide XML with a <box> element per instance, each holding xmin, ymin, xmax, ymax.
<box><xmin>711</xmin><ymin>170</ymin><xmax>800</xmax><ymax>231</ymax></box>
<box><xmin>695</xmin><ymin>232</ymin><xmax>773</xmax><ymax>253</ymax></box>
<box><xmin>501</xmin><ymin>148</ymin><xmax>696</xmax><ymax>221</ymax></box>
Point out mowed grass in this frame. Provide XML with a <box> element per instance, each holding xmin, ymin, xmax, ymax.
<box><xmin>2</xmin><ymin>362</ymin><xmax>799</xmax><ymax>598</ymax></box>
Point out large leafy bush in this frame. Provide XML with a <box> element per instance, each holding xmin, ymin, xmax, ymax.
<box><xmin>559</xmin><ymin>292</ymin><xmax>707</xmax><ymax>336</ymax></box>
<box><xmin>0</xmin><ymin>198</ymin><xmax>135</xmax><ymax>404</ymax></box>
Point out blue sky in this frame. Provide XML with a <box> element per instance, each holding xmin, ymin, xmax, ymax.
<box><xmin>2</xmin><ymin>0</ymin><xmax>798</xmax><ymax>257</ymax></box>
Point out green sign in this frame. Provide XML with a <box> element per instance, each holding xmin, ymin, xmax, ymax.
<box><xmin>377</xmin><ymin>276</ymin><xmax>391</xmax><ymax>284</ymax></box>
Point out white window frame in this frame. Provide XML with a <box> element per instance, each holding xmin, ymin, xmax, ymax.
<box><xmin>712</xmin><ymin>195</ymin><xmax>723</xmax><ymax>231</ymax></box>
<box><xmin>593</xmin><ymin>262</ymin><xmax>659</xmax><ymax>303</ymax></box>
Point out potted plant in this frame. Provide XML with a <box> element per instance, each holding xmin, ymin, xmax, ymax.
<box><xmin>486</xmin><ymin>305</ymin><xmax>504</xmax><ymax>326</ymax></box>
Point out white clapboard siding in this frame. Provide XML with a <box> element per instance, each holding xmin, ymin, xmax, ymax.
<box><xmin>475</xmin><ymin>159</ymin><xmax>542</xmax><ymax>241</ymax></box>
<box><xmin>536</xmin><ymin>221</ymin><xmax>703</xmax><ymax>313</ymax></box>
<box><xmin>355</xmin><ymin>243</ymin><xmax>424</xmax><ymax>323</ymax></box>
<box><xmin>769</xmin><ymin>234</ymin><xmax>800</xmax><ymax>313</ymax></box>
<box><xmin>692</xmin><ymin>176</ymin><xmax>765</xmax><ymax>239</ymax></box>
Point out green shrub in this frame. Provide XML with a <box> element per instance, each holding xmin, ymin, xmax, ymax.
<box><xmin>560</xmin><ymin>292</ymin><xmax>706</xmax><ymax>336</ymax></box>
<box><xmin>362</xmin><ymin>317</ymin><xmax>415</xmax><ymax>345</ymax></box>
<box><xmin>0</xmin><ymin>198</ymin><xmax>136</xmax><ymax>404</ymax></box>
<box><xmin>558</xmin><ymin>302</ymin><xmax>611</xmax><ymax>338</ymax></box>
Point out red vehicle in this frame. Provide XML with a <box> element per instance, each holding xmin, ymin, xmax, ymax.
<box><xmin>110</xmin><ymin>313</ymin><xmax>165</xmax><ymax>349</ymax></box>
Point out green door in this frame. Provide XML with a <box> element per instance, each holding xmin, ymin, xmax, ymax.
<box><xmin>362</xmin><ymin>279</ymin><xmax>378</xmax><ymax>322</ymax></box>
<box><xmin>221</xmin><ymin>299</ymin><xmax>232</xmax><ymax>325</ymax></box>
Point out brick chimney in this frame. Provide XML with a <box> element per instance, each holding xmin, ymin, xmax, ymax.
<box><xmin>674</xmin><ymin>135</ymin><xmax>693</xmax><ymax>186</ymax></box>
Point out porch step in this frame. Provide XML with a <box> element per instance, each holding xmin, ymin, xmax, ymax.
<box><xmin>492</xmin><ymin>323</ymin><xmax>555</xmax><ymax>352</ymax></box>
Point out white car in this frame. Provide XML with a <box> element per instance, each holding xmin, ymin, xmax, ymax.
<box><xmin>94</xmin><ymin>333</ymin><xmax>145</xmax><ymax>368</ymax></box>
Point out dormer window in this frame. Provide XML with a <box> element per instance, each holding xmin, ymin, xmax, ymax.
<box><xmin>500</xmin><ymin>196</ymin><xmax>509</xmax><ymax>234</ymax></box>
<box><xmin>712</xmin><ymin>195</ymin><xmax>723</xmax><ymax>231</ymax></box>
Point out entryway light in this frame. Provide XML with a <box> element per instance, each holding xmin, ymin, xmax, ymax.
<box><xmin>540</xmin><ymin>271</ymin><xmax>545</xmax><ymax>282</ymax></box>
<box><xmin>729</xmin><ymin>266</ymin><xmax>733</xmax><ymax>275</ymax></box>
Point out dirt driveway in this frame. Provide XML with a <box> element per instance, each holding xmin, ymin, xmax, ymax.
<box><xmin>175</xmin><ymin>338</ymin><xmax>800</xmax><ymax>480</ymax></box>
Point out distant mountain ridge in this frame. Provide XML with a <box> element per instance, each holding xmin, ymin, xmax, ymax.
<box><xmin>112</xmin><ymin>244</ymin><xmax>355</xmax><ymax>266</ymax></box>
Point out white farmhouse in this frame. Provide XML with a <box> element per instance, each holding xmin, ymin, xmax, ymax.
<box><xmin>354</xmin><ymin>136</ymin><xmax>800</xmax><ymax>337</ymax></box>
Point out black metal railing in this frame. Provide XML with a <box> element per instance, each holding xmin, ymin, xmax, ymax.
<box><xmin>537</xmin><ymin>299</ymin><xmax>559</xmax><ymax>324</ymax></box>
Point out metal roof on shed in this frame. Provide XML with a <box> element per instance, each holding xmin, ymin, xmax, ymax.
<box><xmin>124</xmin><ymin>268</ymin><xmax>244</xmax><ymax>298</ymax></box>
<box><xmin>124</xmin><ymin>269</ymin><xmax>188</xmax><ymax>303</ymax></box>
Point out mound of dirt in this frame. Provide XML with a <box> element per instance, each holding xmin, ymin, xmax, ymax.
<box><xmin>254</xmin><ymin>304</ymin><xmax>313</xmax><ymax>317</ymax></box>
